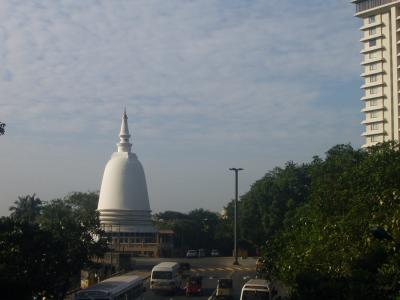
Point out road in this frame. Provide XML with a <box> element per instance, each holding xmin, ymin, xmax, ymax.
<box><xmin>129</xmin><ymin>257</ymin><xmax>258</xmax><ymax>300</ymax></box>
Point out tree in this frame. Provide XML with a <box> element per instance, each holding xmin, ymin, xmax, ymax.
<box><xmin>64</xmin><ymin>191</ymin><xmax>102</xmax><ymax>232</ymax></box>
<box><xmin>258</xmin><ymin>142</ymin><xmax>400</xmax><ymax>299</ymax></box>
<box><xmin>38</xmin><ymin>199</ymin><xmax>107</xmax><ymax>297</ymax></box>
<box><xmin>0</xmin><ymin>192</ymin><xmax>107</xmax><ymax>299</ymax></box>
<box><xmin>237</xmin><ymin>161</ymin><xmax>312</xmax><ymax>253</ymax></box>
<box><xmin>9</xmin><ymin>194</ymin><xmax>42</xmax><ymax>224</ymax></box>
<box><xmin>0</xmin><ymin>217</ymin><xmax>56</xmax><ymax>299</ymax></box>
<box><xmin>153</xmin><ymin>209</ymin><xmax>224</xmax><ymax>253</ymax></box>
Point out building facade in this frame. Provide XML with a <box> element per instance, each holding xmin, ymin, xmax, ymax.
<box><xmin>353</xmin><ymin>0</ymin><xmax>400</xmax><ymax>147</ymax></box>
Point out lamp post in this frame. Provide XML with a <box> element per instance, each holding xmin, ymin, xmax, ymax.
<box><xmin>229</xmin><ymin>167</ymin><xmax>243</xmax><ymax>265</ymax></box>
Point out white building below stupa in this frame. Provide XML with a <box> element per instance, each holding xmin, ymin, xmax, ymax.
<box><xmin>98</xmin><ymin>110</ymin><xmax>172</xmax><ymax>257</ymax></box>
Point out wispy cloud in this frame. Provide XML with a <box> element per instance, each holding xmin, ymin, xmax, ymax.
<box><xmin>0</xmin><ymin>0</ymin><xmax>362</xmax><ymax>214</ymax></box>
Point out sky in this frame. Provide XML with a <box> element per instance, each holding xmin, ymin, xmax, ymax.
<box><xmin>0</xmin><ymin>0</ymin><xmax>363</xmax><ymax>216</ymax></box>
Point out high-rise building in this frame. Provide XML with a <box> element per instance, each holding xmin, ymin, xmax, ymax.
<box><xmin>353</xmin><ymin>0</ymin><xmax>400</xmax><ymax>147</ymax></box>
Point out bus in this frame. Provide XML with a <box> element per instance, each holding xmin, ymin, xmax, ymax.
<box><xmin>75</xmin><ymin>274</ymin><xmax>145</xmax><ymax>300</ymax></box>
<box><xmin>240</xmin><ymin>279</ymin><xmax>271</xmax><ymax>300</ymax></box>
<box><xmin>150</xmin><ymin>262</ymin><xmax>182</xmax><ymax>293</ymax></box>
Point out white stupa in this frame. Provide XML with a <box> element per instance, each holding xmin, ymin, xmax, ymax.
<box><xmin>98</xmin><ymin>110</ymin><xmax>156</xmax><ymax>233</ymax></box>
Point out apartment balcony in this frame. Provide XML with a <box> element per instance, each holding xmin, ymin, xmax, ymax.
<box><xmin>360</xmin><ymin>33</ymin><xmax>384</xmax><ymax>42</ymax></box>
<box><xmin>360</xmin><ymin>22</ymin><xmax>383</xmax><ymax>30</ymax></box>
<box><xmin>360</xmin><ymin>45</ymin><xmax>384</xmax><ymax>54</ymax></box>
<box><xmin>361</xmin><ymin>69</ymin><xmax>384</xmax><ymax>77</ymax></box>
<box><xmin>361</xmin><ymin>141</ymin><xmax>379</xmax><ymax>148</ymax></box>
<box><xmin>361</xmin><ymin>105</ymin><xmax>385</xmax><ymax>112</ymax></box>
<box><xmin>361</xmin><ymin>57</ymin><xmax>384</xmax><ymax>65</ymax></box>
<box><xmin>362</xmin><ymin>129</ymin><xmax>386</xmax><ymax>136</ymax></box>
<box><xmin>361</xmin><ymin>93</ymin><xmax>385</xmax><ymax>100</ymax></box>
<box><xmin>361</xmin><ymin>116</ymin><xmax>385</xmax><ymax>124</ymax></box>
<box><xmin>361</xmin><ymin>81</ymin><xmax>385</xmax><ymax>89</ymax></box>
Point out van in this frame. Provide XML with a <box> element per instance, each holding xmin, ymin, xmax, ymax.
<box><xmin>150</xmin><ymin>262</ymin><xmax>182</xmax><ymax>294</ymax></box>
<box><xmin>240</xmin><ymin>279</ymin><xmax>271</xmax><ymax>300</ymax></box>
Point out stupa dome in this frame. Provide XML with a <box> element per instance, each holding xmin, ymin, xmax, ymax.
<box><xmin>98</xmin><ymin>152</ymin><xmax>150</xmax><ymax>211</ymax></box>
<box><xmin>98</xmin><ymin>110</ymin><xmax>155</xmax><ymax>232</ymax></box>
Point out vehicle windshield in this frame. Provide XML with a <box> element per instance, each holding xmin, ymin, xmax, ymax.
<box><xmin>152</xmin><ymin>271</ymin><xmax>172</xmax><ymax>280</ymax></box>
<box><xmin>218</xmin><ymin>280</ymin><xmax>233</xmax><ymax>288</ymax></box>
<box><xmin>242</xmin><ymin>290</ymin><xmax>269</xmax><ymax>300</ymax></box>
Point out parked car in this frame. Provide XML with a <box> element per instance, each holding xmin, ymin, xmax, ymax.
<box><xmin>216</xmin><ymin>278</ymin><xmax>233</xmax><ymax>299</ymax></box>
<box><xmin>211</xmin><ymin>249</ymin><xmax>220</xmax><ymax>256</ymax></box>
<box><xmin>198</xmin><ymin>248</ymin><xmax>206</xmax><ymax>257</ymax></box>
<box><xmin>186</xmin><ymin>250</ymin><xmax>198</xmax><ymax>258</ymax></box>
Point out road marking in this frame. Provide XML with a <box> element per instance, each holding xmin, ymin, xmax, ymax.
<box><xmin>190</xmin><ymin>266</ymin><xmax>255</xmax><ymax>272</ymax></box>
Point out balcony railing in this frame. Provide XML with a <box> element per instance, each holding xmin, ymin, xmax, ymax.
<box><xmin>355</xmin><ymin>0</ymin><xmax>398</xmax><ymax>13</ymax></box>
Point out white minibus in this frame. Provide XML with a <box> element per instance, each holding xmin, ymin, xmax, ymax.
<box><xmin>240</xmin><ymin>279</ymin><xmax>271</xmax><ymax>300</ymax></box>
<box><xmin>150</xmin><ymin>262</ymin><xmax>182</xmax><ymax>293</ymax></box>
<box><xmin>75</xmin><ymin>274</ymin><xmax>145</xmax><ymax>300</ymax></box>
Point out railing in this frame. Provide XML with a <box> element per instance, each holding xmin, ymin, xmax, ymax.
<box><xmin>355</xmin><ymin>0</ymin><xmax>398</xmax><ymax>13</ymax></box>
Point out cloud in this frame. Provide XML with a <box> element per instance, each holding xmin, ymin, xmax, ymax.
<box><xmin>0</xmin><ymin>0</ymin><xmax>363</xmax><ymax>214</ymax></box>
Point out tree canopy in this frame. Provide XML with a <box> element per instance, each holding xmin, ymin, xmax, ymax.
<box><xmin>1</xmin><ymin>141</ymin><xmax>400</xmax><ymax>299</ymax></box>
<box><xmin>238</xmin><ymin>142</ymin><xmax>400</xmax><ymax>299</ymax></box>
<box><xmin>154</xmin><ymin>208</ymin><xmax>232</xmax><ymax>255</ymax></box>
<box><xmin>0</xmin><ymin>192</ymin><xmax>107</xmax><ymax>299</ymax></box>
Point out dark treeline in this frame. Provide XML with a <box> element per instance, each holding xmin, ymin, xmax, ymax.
<box><xmin>0</xmin><ymin>192</ymin><xmax>107</xmax><ymax>300</ymax></box>
<box><xmin>153</xmin><ymin>209</ymin><xmax>233</xmax><ymax>256</ymax></box>
<box><xmin>1</xmin><ymin>142</ymin><xmax>400</xmax><ymax>299</ymax></box>
<box><xmin>235</xmin><ymin>142</ymin><xmax>400</xmax><ymax>299</ymax></box>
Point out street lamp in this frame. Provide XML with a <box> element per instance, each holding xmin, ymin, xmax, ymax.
<box><xmin>229</xmin><ymin>167</ymin><xmax>243</xmax><ymax>265</ymax></box>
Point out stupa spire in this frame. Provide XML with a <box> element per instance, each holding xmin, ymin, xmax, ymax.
<box><xmin>117</xmin><ymin>109</ymin><xmax>132</xmax><ymax>153</ymax></box>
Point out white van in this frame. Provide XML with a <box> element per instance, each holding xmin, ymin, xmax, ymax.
<box><xmin>150</xmin><ymin>262</ymin><xmax>182</xmax><ymax>293</ymax></box>
<box><xmin>240</xmin><ymin>279</ymin><xmax>271</xmax><ymax>300</ymax></box>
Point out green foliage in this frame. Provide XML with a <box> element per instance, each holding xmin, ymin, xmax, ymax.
<box><xmin>0</xmin><ymin>192</ymin><xmax>107</xmax><ymax>299</ymax></box>
<box><xmin>9</xmin><ymin>194</ymin><xmax>42</xmax><ymax>224</ymax></box>
<box><xmin>237</xmin><ymin>161</ymin><xmax>312</xmax><ymax>254</ymax></box>
<box><xmin>154</xmin><ymin>208</ymin><xmax>231</xmax><ymax>254</ymax></box>
<box><xmin>241</xmin><ymin>142</ymin><xmax>400</xmax><ymax>299</ymax></box>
